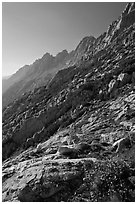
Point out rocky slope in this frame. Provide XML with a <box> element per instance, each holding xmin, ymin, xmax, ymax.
<box><xmin>2</xmin><ymin>3</ymin><xmax>135</xmax><ymax>202</ymax></box>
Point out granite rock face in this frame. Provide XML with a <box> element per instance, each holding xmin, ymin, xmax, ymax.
<box><xmin>2</xmin><ymin>3</ymin><xmax>135</xmax><ymax>202</ymax></box>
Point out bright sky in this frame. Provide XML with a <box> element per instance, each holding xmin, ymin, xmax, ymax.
<box><xmin>2</xmin><ymin>2</ymin><xmax>127</xmax><ymax>76</ymax></box>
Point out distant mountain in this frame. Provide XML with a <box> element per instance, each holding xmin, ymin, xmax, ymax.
<box><xmin>2</xmin><ymin>35</ymin><xmax>96</xmax><ymax>108</ymax></box>
<box><xmin>2</xmin><ymin>50</ymin><xmax>73</xmax><ymax>107</ymax></box>
<box><xmin>2</xmin><ymin>75</ymin><xmax>11</xmax><ymax>93</ymax></box>
<box><xmin>2</xmin><ymin>65</ymin><xmax>30</xmax><ymax>94</ymax></box>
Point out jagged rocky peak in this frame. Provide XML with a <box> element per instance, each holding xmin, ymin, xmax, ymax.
<box><xmin>106</xmin><ymin>2</ymin><xmax>135</xmax><ymax>39</ymax></box>
<box><xmin>76</xmin><ymin>35</ymin><xmax>96</xmax><ymax>51</ymax></box>
<box><xmin>79</xmin><ymin>35</ymin><xmax>96</xmax><ymax>44</ymax></box>
<box><xmin>73</xmin><ymin>3</ymin><xmax>134</xmax><ymax>61</ymax></box>
<box><xmin>33</xmin><ymin>53</ymin><xmax>52</xmax><ymax>65</ymax></box>
<box><xmin>122</xmin><ymin>2</ymin><xmax>135</xmax><ymax>17</ymax></box>
<box><xmin>117</xmin><ymin>2</ymin><xmax>135</xmax><ymax>29</ymax></box>
<box><xmin>56</xmin><ymin>49</ymin><xmax>68</xmax><ymax>56</ymax></box>
<box><xmin>92</xmin><ymin>2</ymin><xmax>135</xmax><ymax>55</ymax></box>
<box><xmin>35</xmin><ymin>50</ymin><xmax>69</xmax><ymax>65</ymax></box>
<box><xmin>69</xmin><ymin>35</ymin><xmax>96</xmax><ymax>65</ymax></box>
<box><xmin>55</xmin><ymin>49</ymin><xmax>69</xmax><ymax>62</ymax></box>
<box><xmin>41</xmin><ymin>52</ymin><xmax>53</xmax><ymax>61</ymax></box>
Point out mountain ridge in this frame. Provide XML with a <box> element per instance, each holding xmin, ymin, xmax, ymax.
<box><xmin>2</xmin><ymin>3</ymin><xmax>135</xmax><ymax>202</ymax></box>
<box><xmin>2</xmin><ymin>49</ymin><xmax>74</xmax><ymax>107</ymax></box>
<box><xmin>3</xmin><ymin>2</ymin><xmax>135</xmax><ymax>106</ymax></box>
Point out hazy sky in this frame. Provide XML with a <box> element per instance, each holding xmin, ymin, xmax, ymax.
<box><xmin>2</xmin><ymin>2</ymin><xmax>127</xmax><ymax>76</ymax></box>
